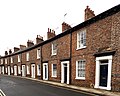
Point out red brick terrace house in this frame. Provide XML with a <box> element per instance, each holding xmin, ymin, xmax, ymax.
<box><xmin>0</xmin><ymin>4</ymin><xmax>120</xmax><ymax>92</ymax></box>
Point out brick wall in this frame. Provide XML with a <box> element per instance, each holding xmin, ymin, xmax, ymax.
<box><xmin>71</xmin><ymin>14</ymin><xmax>113</xmax><ymax>87</ymax></box>
<box><xmin>110</xmin><ymin>12</ymin><xmax>120</xmax><ymax>91</ymax></box>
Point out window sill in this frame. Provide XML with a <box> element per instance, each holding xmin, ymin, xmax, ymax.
<box><xmin>37</xmin><ymin>57</ymin><xmax>40</xmax><ymax>59</ymax></box>
<box><xmin>51</xmin><ymin>76</ymin><xmax>57</xmax><ymax>78</ymax></box>
<box><xmin>51</xmin><ymin>54</ymin><xmax>57</xmax><ymax>56</ymax></box>
<box><xmin>76</xmin><ymin>46</ymin><xmax>86</xmax><ymax>50</ymax></box>
<box><xmin>75</xmin><ymin>77</ymin><xmax>85</xmax><ymax>80</ymax></box>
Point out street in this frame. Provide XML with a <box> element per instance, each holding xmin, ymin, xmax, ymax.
<box><xmin>0</xmin><ymin>75</ymin><xmax>95</xmax><ymax>96</ymax></box>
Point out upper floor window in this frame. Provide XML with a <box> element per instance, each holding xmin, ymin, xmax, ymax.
<box><xmin>52</xmin><ymin>43</ymin><xmax>57</xmax><ymax>55</ymax></box>
<box><xmin>52</xmin><ymin>64</ymin><xmax>57</xmax><ymax>77</ymax></box>
<box><xmin>1</xmin><ymin>59</ymin><xmax>3</xmax><ymax>64</ymax></box>
<box><xmin>77</xmin><ymin>30</ymin><xmax>86</xmax><ymax>49</ymax></box>
<box><xmin>26</xmin><ymin>52</ymin><xmax>29</xmax><ymax>61</ymax></box>
<box><xmin>76</xmin><ymin>60</ymin><xmax>86</xmax><ymax>79</ymax></box>
<box><xmin>5</xmin><ymin>58</ymin><xmax>7</xmax><ymax>64</ymax></box>
<box><xmin>11</xmin><ymin>57</ymin><xmax>13</xmax><ymax>63</ymax></box>
<box><xmin>18</xmin><ymin>55</ymin><xmax>21</xmax><ymax>62</ymax></box>
<box><xmin>37</xmin><ymin>49</ymin><xmax>41</xmax><ymax>59</ymax></box>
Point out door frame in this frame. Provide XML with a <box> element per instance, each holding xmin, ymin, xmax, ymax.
<box><xmin>14</xmin><ymin>65</ymin><xmax>17</xmax><ymax>76</ymax></box>
<box><xmin>22</xmin><ymin>65</ymin><xmax>26</xmax><ymax>77</ymax></box>
<box><xmin>43</xmin><ymin>63</ymin><xmax>48</xmax><ymax>80</ymax></box>
<box><xmin>95</xmin><ymin>55</ymin><xmax>112</xmax><ymax>90</ymax></box>
<box><xmin>31</xmin><ymin>64</ymin><xmax>35</xmax><ymax>78</ymax></box>
<box><xmin>8</xmin><ymin>66</ymin><xmax>10</xmax><ymax>75</ymax></box>
<box><xmin>2</xmin><ymin>66</ymin><xmax>4</xmax><ymax>74</ymax></box>
<box><xmin>61</xmin><ymin>61</ymin><xmax>69</xmax><ymax>84</ymax></box>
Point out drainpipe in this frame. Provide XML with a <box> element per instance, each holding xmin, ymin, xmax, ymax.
<box><xmin>20</xmin><ymin>53</ymin><xmax>22</xmax><ymax>76</ymax></box>
<box><xmin>40</xmin><ymin>46</ymin><xmax>43</xmax><ymax>80</ymax></box>
<box><xmin>69</xmin><ymin>30</ymin><xmax>72</xmax><ymax>84</ymax></box>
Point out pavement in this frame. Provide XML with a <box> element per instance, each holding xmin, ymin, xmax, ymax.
<box><xmin>18</xmin><ymin>76</ymin><xmax>120</xmax><ymax>96</ymax></box>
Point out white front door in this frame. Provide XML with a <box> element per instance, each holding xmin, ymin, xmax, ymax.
<box><xmin>61</xmin><ymin>61</ymin><xmax>69</xmax><ymax>84</ymax></box>
<box><xmin>2</xmin><ymin>66</ymin><xmax>4</xmax><ymax>74</ymax></box>
<box><xmin>31</xmin><ymin>64</ymin><xmax>35</xmax><ymax>78</ymax></box>
<box><xmin>95</xmin><ymin>55</ymin><xmax>112</xmax><ymax>90</ymax></box>
<box><xmin>14</xmin><ymin>65</ymin><xmax>17</xmax><ymax>76</ymax></box>
<box><xmin>22</xmin><ymin>65</ymin><xmax>26</xmax><ymax>77</ymax></box>
<box><xmin>43</xmin><ymin>63</ymin><xmax>48</xmax><ymax>80</ymax></box>
<box><xmin>8</xmin><ymin>66</ymin><xmax>10</xmax><ymax>75</ymax></box>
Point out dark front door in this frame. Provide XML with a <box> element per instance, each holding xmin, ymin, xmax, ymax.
<box><xmin>45</xmin><ymin>65</ymin><xmax>47</xmax><ymax>79</ymax></box>
<box><xmin>99</xmin><ymin>64</ymin><xmax>108</xmax><ymax>87</ymax></box>
<box><xmin>64</xmin><ymin>64</ymin><xmax>67</xmax><ymax>83</ymax></box>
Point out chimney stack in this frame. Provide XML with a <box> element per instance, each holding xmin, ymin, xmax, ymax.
<box><xmin>14</xmin><ymin>47</ymin><xmax>20</xmax><ymax>52</ymax></box>
<box><xmin>85</xmin><ymin>6</ymin><xmax>95</xmax><ymax>21</ymax></box>
<box><xmin>62</xmin><ymin>22</ymin><xmax>71</xmax><ymax>32</ymax></box>
<box><xmin>27</xmin><ymin>40</ymin><xmax>34</xmax><ymax>47</ymax></box>
<box><xmin>47</xmin><ymin>28</ymin><xmax>56</xmax><ymax>39</ymax></box>
<box><xmin>9</xmin><ymin>49</ymin><xmax>12</xmax><ymax>54</ymax></box>
<box><xmin>5</xmin><ymin>51</ymin><xmax>8</xmax><ymax>56</ymax></box>
<box><xmin>36</xmin><ymin>35</ymin><xmax>44</xmax><ymax>44</ymax></box>
<box><xmin>20</xmin><ymin>45</ymin><xmax>26</xmax><ymax>50</ymax></box>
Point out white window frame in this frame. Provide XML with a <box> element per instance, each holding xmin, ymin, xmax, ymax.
<box><xmin>52</xmin><ymin>64</ymin><xmax>57</xmax><ymax>77</ymax></box>
<box><xmin>37</xmin><ymin>49</ymin><xmax>41</xmax><ymax>59</ymax></box>
<box><xmin>26</xmin><ymin>52</ymin><xmax>29</xmax><ymax>61</ymax></box>
<box><xmin>77</xmin><ymin>30</ymin><xmax>86</xmax><ymax>49</ymax></box>
<box><xmin>76</xmin><ymin>60</ymin><xmax>86</xmax><ymax>80</ymax></box>
<box><xmin>1</xmin><ymin>59</ymin><xmax>3</xmax><ymax>64</ymax></box>
<box><xmin>27</xmin><ymin>65</ymin><xmax>30</xmax><ymax>74</ymax></box>
<box><xmin>52</xmin><ymin>43</ymin><xmax>57</xmax><ymax>55</ymax></box>
<box><xmin>5</xmin><ymin>58</ymin><xmax>7</xmax><ymax>64</ymax></box>
<box><xmin>18</xmin><ymin>55</ymin><xmax>20</xmax><ymax>62</ymax></box>
<box><xmin>11</xmin><ymin>57</ymin><xmax>13</xmax><ymax>63</ymax></box>
<box><xmin>37</xmin><ymin>64</ymin><xmax>41</xmax><ymax>76</ymax></box>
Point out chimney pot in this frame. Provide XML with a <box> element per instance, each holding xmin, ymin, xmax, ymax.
<box><xmin>62</xmin><ymin>22</ymin><xmax>71</xmax><ymax>32</ymax></box>
<box><xmin>14</xmin><ymin>47</ymin><xmax>20</xmax><ymax>52</ymax></box>
<box><xmin>9</xmin><ymin>49</ymin><xmax>12</xmax><ymax>54</ymax></box>
<box><xmin>5</xmin><ymin>51</ymin><xmax>8</xmax><ymax>55</ymax></box>
<box><xmin>36</xmin><ymin>35</ymin><xmax>44</xmax><ymax>44</ymax></box>
<box><xmin>85</xmin><ymin>6</ymin><xmax>95</xmax><ymax>21</ymax></box>
<box><xmin>47</xmin><ymin>28</ymin><xmax>56</xmax><ymax>39</ymax></box>
<box><xmin>27</xmin><ymin>40</ymin><xmax>34</xmax><ymax>47</ymax></box>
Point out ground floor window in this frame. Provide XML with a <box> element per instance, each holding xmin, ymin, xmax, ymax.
<box><xmin>37</xmin><ymin>65</ymin><xmax>41</xmax><ymax>76</ymax></box>
<box><xmin>76</xmin><ymin>60</ymin><xmax>86</xmax><ymax>79</ymax></box>
<box><xmin>52</xmin><ymin>64</ymin><xmax>57</xmax><ymax>77</ymax></box>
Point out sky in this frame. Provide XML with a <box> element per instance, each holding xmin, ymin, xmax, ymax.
<box><xmin>0</xmin><ymin>0</ymin><xmax>119</xmax><ymax>56</ymax></box>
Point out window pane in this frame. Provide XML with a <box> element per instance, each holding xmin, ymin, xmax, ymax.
<box><xmin>77</xmin><ymin>60</ymin><xmax>86</xmax><ymax>78</ymax></box>
<box><xmin>52</xmin><ymin>64</ymin><xmax>57</xmax><ymax>77</ymax></box>
<box><xmin>77</xmin><ymin>30</ymin><xmax>86</xmax><ymax>48</ymax></box>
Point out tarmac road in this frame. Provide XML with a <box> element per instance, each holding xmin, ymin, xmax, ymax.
<box><xmin>0</xmin><ymin>75</ymin><xmax>95</xmax><ymax>96</ymax></box>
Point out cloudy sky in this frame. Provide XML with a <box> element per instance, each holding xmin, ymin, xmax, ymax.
<box><xmin>0</xmin><ymin>0</ymin><xmax>119</xmax><ymax>56</ymax></box>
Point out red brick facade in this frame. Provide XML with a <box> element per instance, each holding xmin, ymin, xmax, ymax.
<box><xmin>0</xmin><ymin>5</ymin><xmax>120</xmax><ymax>92</ymax></box>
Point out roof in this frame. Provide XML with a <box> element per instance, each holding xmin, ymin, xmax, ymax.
<box><xmin>1</xmin><ymin>4</ymin><xmax>120</xmax><ymax>58</ymax></box>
